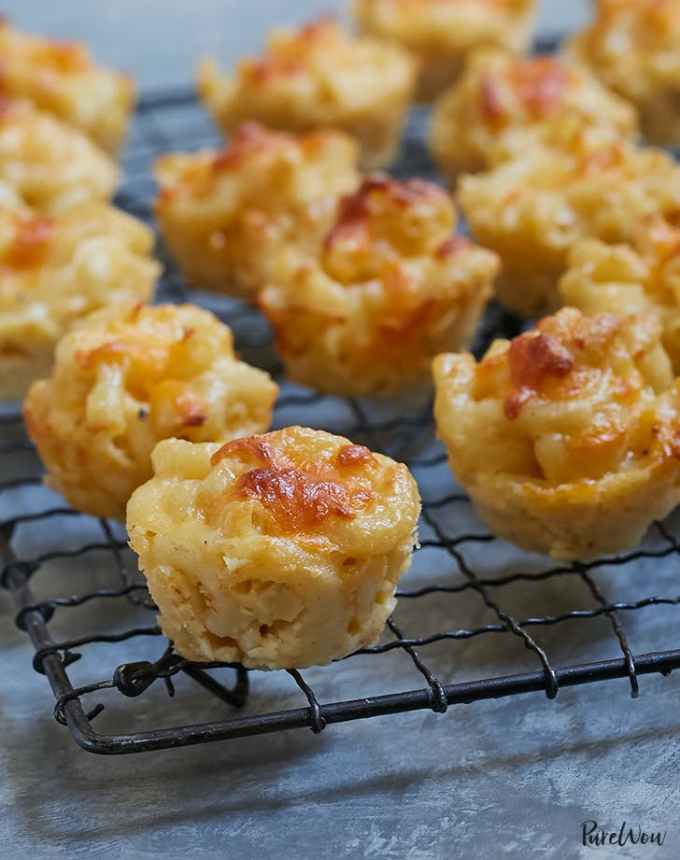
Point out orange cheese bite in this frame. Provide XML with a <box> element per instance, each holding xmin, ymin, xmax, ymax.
<box><xmin>155</xmin><ymin>122</ymin><xmax>360</xmax><ymax>298</ymax></box>
<box><xmin>433</xmin><ymin>307</ymin><xmax>680</xmax><ymax>559</ymax></box>
<box><xmin>259</xmin><ymin>174</ymin><xmax>498</xmax><ymax>395</ymax></box>
<box><xmin>353</xmin><ymin>0</ymin><xmax>537</xmax><ymax>101</ymax></box>
<box><xmin>126</xmin><ymin>426</ymin><xmax>421</xmax><ymax>668</ymax></box>
<box><xmin>0</xmin><ymin>202</ymin><xmax>157</xmax><ymax>400</ymax></box>
<box><xmin>430</xmin><ymin>51</ymin><xmax>637</xmax><ymax>181</ymax></box>
<box><xmin>23</xmin><ymin>303</ymin><xmax>278</xmax><ymax>519</ymax></box>
<box><xmin>566</xmin><ymin>0</ymin><xmax>680</xmax><ymax>145</ymax></box>
<box><xmin>0</xmin><ymin>20</ymin><xmax>134</xmax><ymax>153</ymax></box>
<box><xmin>197</xmin><ymin>17</ymin><xmax>417</xmax><ymax>168</ymax></box>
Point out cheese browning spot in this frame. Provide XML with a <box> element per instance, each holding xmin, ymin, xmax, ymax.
<box><xmin>481</xmin><ymin>58</ymin><xmax>569</xmax><ymax>125</ymax></box>
<box><xmin>504</xmin><ymin>332</ymin><xmax>574</xmax><ymax>419</ymax></box>
<box><xmin>211</xmin><ymin>434</ymin><xmax>285</xmax><ymax>468</ymax></box>
<box><xmin>324</xmin><ymin>175</ymin><xmax>449</xmax><ymax>248</ymax></box>
<box><xmin>336</xmin><ymin>443</ymin><xmax>373</xmax><ymax>467</ymax></box>
<box><xmin>5</xmin><ymin>215</ymin><xmax>53</xmax><ymax>269</ymax></box>
<box><xmin>237</xmin><ymin>465</ymin><xmax>370</xmax><ymax>531</ymax></box>
<box><xmin>211</xmin><ymin>122</ymin><xmax>287</xmax><ymax>171</ymax></box>
<box><xmin>509</xmin><ymin>58</ymin><xmax>569</xmax><ymax>117</ymax></box>
<box><xmin>435</xmin><ymin>235</ymin><xmax>472</xmax><ymax>259</ymax></box>
<box><xmin>213</xmin><ymin>435</ymin><xmax>376</xmax><ymax>530</ymax></box>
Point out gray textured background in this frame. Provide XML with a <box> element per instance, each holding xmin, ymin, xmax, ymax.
<box><xmin>3</xmin><ymin>2</ymin><xmax>680</xmax><ymax>859</ymax></box>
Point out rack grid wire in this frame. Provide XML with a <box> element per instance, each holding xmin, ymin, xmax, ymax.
<box><xmin>4</xmin><ymin>40</ymin><xmax>680</xmax><ymax>755</ymax></box>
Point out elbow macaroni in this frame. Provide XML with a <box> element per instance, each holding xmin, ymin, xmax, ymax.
<box><xmin>259</xmin><ymin>175</ymin><xmax>499</xmax><ymax>395</ymax></box>
<box><xmin>155</xmin><ymin>123</ymin><xmax>360</xmax><ymax>298</ymax></box>
<box><xmin>430</xmin><ymin>51</ymin><xmax>637</xmax><ymax>182</ymax></box>
<box><xmin>127</xmin><ymin>427</ymin><xmax>421</xmax><ymax>668</ymax></box>
<box><xmin>197</xmin><ymin>18</ymin><xmax>417</xmax><ymax>169</ymax></box>
<box><xmin>459</xmin><ymin>131</ymin><xmax>680</xmax><ymax>316</ymax></box>
<box><xmin>24</xmin><ymin>304</ymin><xmax>278</xmax><ymax>519</ymax></box>
<box><xmin>0</xmin><ymin>20</ymin><xmax>134</xmax><ymax>154</ymax></box>
<box><xmin>0</xmin><ymin>202</ymin><xmax>158</xmax><ymax>399</ymax></box>
<box><xmin>434</xmin><ymin>308</ymin><xmax>680</xmax><ymax>560</ymax></box>
<box><xmin>566</xmin><ymin>0</ymin><xmax>680</xmax><ymax>146</ymax></box>
<box><xmin>353</xmin><ymin>0</ymin><xmax>537</xmax><ymax>101</ymax></box>
<box><xmin>0</xmin><ymin>101</ymin><xmax>118</xmax><ymax>214</ymax></box>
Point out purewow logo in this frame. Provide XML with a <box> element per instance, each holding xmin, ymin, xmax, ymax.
<box><xmin>582</xmin><ymin>820</ymin><xmax>667</xmax><ymax>849</ymax></box>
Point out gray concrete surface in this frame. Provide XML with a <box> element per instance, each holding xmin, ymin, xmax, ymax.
<box><xmin>3</xmin><ymin>2</ymin><xmax>680</xmax><ymax>859</ymax></box>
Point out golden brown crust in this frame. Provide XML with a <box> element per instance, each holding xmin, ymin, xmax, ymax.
<box><xmin>23</xmin><ymin>303</ymin><xmax>278</xmax><ymax>519</ymax></box>
<box><xmin>0</xmin><ymin>202</ymin><xmax>158</xmax><ymax>400</ymax></box>
<box><xmin>0</xmin><ymin>20</ymin><xmax>134</xmax><ymax>153</ymax></box>
<box><xmin>353</xmin><ymin>0</ymin><xmax>537</xmax><ymax>100</ymax></box>
<box><xmin>126</xmin><ymin>427</ymin><xmax>421</xmax><ymax>668</ymax></box>
<box><xmin>259</xmin><ymin>175</ymin><xmax>498</xmax><ymax>395</ymax></box>
<box><xmin>458</xmin><ymin>130</ymin><xmax>680</xmax><ymax>316</ymax></box>
<box><xmin>154</xmin><ymin>122</ymin><xmax>360</xmax><ymax>298</ymax></box>
<box><xmin>430</xmin><ymin>51</ymin><xmax>637</xmax><ymax>180</ymax></box>
<box><xmin>566</xmin><ymin>0</ymin><xmax>680</xmax><ymax>144</ymax></box>
<box><xmin>197</xmin><ymin>18</ymin><xmax>417</xmax><ymax>168</ymax></box>
<box><xmin>433</xmin><ymin>308</ymin><xmax>680</xmax><ymax>559</ymax></box>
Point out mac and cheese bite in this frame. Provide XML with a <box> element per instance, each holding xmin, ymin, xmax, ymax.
<box><xmin>0</xmin><ymin>20</ymin><xmax>134</xmax><ymax>154</ymax></box>
<box><xmin>353</xmin><ymin>0</ymin><xmax>537</xmax><ymax>101</ymax></box>
<box><xmin>127</xmin><ymin>427</ymin><xmax>421</xmax><ymax>668</ymax></box>
<box><xmin>259</xmin><ymin>175</ymin><xmax>499</xmax><ymax>396</ymax></box>
<box><xmin>155</xmin><ymin>123</ymin><xmax>360</xmax><ymax>298</ymax></box>
<box><xmin>24</xmin><ymin>304</ymin><xmax>278</xmax><ymax>519</ymax></box>
<box><xmin>560</xmin><ymin>220</ymin><xmax>680</xmax><ymax>375</ymax></box>
<box><xmin>566</xmin><ymin>0</ymin><xmax>680</xmax><ymax>145</ymax></box>
<box><xmin>458</xmin><ymin>131</ymin><xmax>680</xmax><ymax>316</ymax></box>
<box><xmin>0</xmin><ymin>100</ymin><xmax>118</xmax><ymax>214</ymax></box>
<box><xmin>197</xmin><ymin>18</ymin><xmax>417</xmax><ymax>169</ymax></box>
<box><xmin>434</xmin><ymin>308</ymin><xmax>680</xmax><ymax>560</ymax></box>
<box><xmin>0</xmin><ymin>203</ymin><xmax>157</xmax><ymax>400</ymax></box>
<box><xmin>430</xmin><ymin>51</ymin><xmax>637</xmax><ymax>182</ymax></box>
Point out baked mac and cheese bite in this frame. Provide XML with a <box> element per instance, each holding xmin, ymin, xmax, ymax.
<box><xmin>197</xmin><ymin>18</ymin><xmax>417</xmax><ymax>169</ymax></box>
<box><xmin>24</xmin><ymin>303</ymin><xmax>278</xmax><ymax>520</ymax></box>
<box><xmin>458</xmin><ymin>130</ymin><xmax>680</xmax><ymax>316</ymax></box>
<box><xmin>433</xmin><ymin>308</ymin><xmax>680</xmax><ymax>560</ymax></box>
<box><xmin>0</xmin><ymin>203</ymin><xmax>158</xmax><ymax>400</ymax></box>
<box><xmin>0</xmin><ymin>100</ymin><xmax>118</xmax><ymax>214</ymax></box>
<box><xmin>127</xmin><ymin>427</ymin><xmax>421</xmax><ymax>668</ymax></box>
<box><xmin>259</xmin><ymin>175</ymin><xmax>499</xmax><ymax>396</ymax></box>
<box><xmin>430</xmin><ymin>51</ymin><xmax>637</xmax><ymax>182</ymax></box>
<box><xmin>353</xmin><ymin>0</ymin><xmax>537</xmax><ymax>102</ymax></box>
<box><xmin>560</xmin><ymin>220</ymin><xmax>680</xmax><ymax>375</ymax></box>
<box><xmin>155</xmin><ymin>122</ymin><xmax>360</xmax><ymax>298</ymax></box>
<box><xmin>566</xmin><ymin>0</ymin><xmax>680</xmax><ymax>145</ymax></box>
<box><xmin>0</xmin><ymin>20</ymin><xmax>134</xmax><ymax>154</ymax></box>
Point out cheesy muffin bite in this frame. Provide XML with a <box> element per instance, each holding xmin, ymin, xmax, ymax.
<box><xmin>197</xmin><ymin>18</ymin><xmax>417</xmax><ymax>169</ymax></box>
<box><xmin>353</xmin><ymin>0</ymin><xmax>537</xmax><ymax>102</ymax></box>
<box><xmin>259</xmin><ymin>175</ymin><xmax>499</xmax><ymax>396</ymax></box>
<box><xmin>24</xmin><ymin>303</ymin><xmax>278</xmax><ymax>520</ymax></box>
<box><xmin>560</xmin><ymin>220</ymin><xmax>680</xmax><ymax>375</ymax></box>
<box><xmin>566</xmin><ymin>0</ymin><xmax>680</xmax><ymax>146</ymax></box>
<box><xmin>430</xmin><ymin>51</ymin><xmax>637</xmax><ymax>182</ymax></box>
<box><xmin>0</xmin><ymin>100</ymin><xmax>118</xmax><ymax>214</ymax></box>
<box><xmin>127</xmin><ymin>427</ymin><xmax>421</xmax><ymax>668</ymax></box>
<box><xmin>458</xmin><ymin>130</ymin><xmax>680</xmax><ymax>316</ymax></box>
<box><xmin>0</xmin><ymin>203</ymin><xmax>158</xmax><ymax>400</ymax></box>
<box><xmin>155</xmin><ymin>122</ymin><xmax>360</xmax><ymax>298</ymax></box>
<box><xmin>0</xmin><ymin>20</ymin><xmax>134</xmax><ymax>154</ymax></box>
<box><xmin>433</xmin><ymin>308</ymin><xmax>680</xmax><ymax>560</ymax></box>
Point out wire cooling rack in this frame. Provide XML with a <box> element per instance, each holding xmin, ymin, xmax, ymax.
<box><xmin>4</xmin><ymin>50</ymin><xmax>680</xmax><ymax>755</ymax></box>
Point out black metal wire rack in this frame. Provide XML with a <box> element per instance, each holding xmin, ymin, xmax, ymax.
<box><xmin>4</xmin><ymin>45</ymin><xmax>680</xmax><ymax>755</ymax></box>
